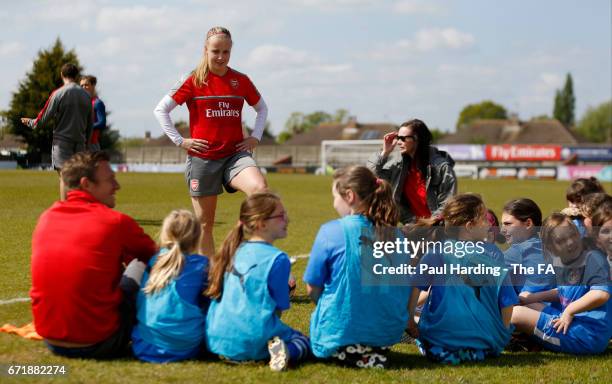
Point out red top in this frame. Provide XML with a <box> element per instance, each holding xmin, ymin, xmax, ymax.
<box><xmin>403</xmin><ymin>161</ymin><xmax>431</xmax><ymax>219</ymax></box>
<box><xmin>89</xmin><ymin>98</ymin><xmax>99</xmax><ymax>145</ymax></box>
<box><xmin>170</xmin><ymin>68</ymin><xmax>261</xmax><ymax>159</ymax></box>
<box><xmin>30</xmin><ymin>190</ymin><xmax>157</xmax><ymax>344</ymax></box>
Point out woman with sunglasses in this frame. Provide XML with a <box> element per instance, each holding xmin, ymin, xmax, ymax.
<box><xmin>368</xmin><ymin>119</ymin><xmax>457</xmax><ymax>224</ymax></box>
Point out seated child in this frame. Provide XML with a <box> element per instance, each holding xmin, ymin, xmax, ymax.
<box><xmin>580</xmin><ymin>193</ymin><xmax>612</xmax><ymax>241</ymax></box>
<box><xmin>408</xmin><ymin>194</ymin><xmax>517</xmax><ymax>365</ymax></box>
<box><xmin>205</xmin><ymin>192</ymin><xmax>310</xmax><ymax>372</ymax></box>
<box><xmin>484</xmin><ymin>209</ymin><xmax>506</xmax><ymax>264</ymax></box>
<box><xmin>511</xmin><ymin>213</ymin><xmax>612</xmax><ymax>354</ymax></box>
<box><xmin>591</xmin><ymin>200</ymin><xmax>612</xmax><ymax>278</ymax></box>
<box><xmin>132</xmin><ymin>210</ymin><xmax>209</xmax><ymax>362</ymax></box>
<box><xmin>562</xmin><ymin>177</ymin><xmax>605</xmax><ymax>237</ymax></box>
<box><xmin>501</xmin><ymin>198</ymin><xmax>556</xmax><ymax>295</ymax></box>
<box><xmin>304</xmin><ymin>166</ymin><xmax>412</xmax><ymax>369</ymax></box>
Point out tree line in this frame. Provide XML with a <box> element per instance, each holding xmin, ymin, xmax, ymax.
<box><xmin>1</xmin><ymin>40</ymin><xmax>609</xmax><ymax>163</ymax></box>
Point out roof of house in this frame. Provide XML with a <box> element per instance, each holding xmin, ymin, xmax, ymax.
<box><xmin>437</xmin><ymin>119</ymin><xmax>582</xmax><ymax>144</ymax></box>
<box><xmin>0</xmin><ymin>134</ymin><xmax>26</xmax><ymax>149</ymax></box>
<box><xmin>145</xmin><ymin>125</ymin><xmax>278</xmax><ymax>146</ymax></box>
<box><xmin>283</xmin><ymin>121</ymin><xmax>397</xmax><ymax>145</ymax></box>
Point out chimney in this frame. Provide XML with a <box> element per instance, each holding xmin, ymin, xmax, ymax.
<box><xmin>346</xmin><ymin>116</ymin><xmax>357</xmax><ymax>128</ymax></box>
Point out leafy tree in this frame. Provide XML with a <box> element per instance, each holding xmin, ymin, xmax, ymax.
<box><xmin>119</xmin><ymin>137</ymin><xmax>146</xmax><ymax>149</ymax></box>
<box><xmin>1</xmin><ymin>38</ymin><xmax>121</xmax><ymax>162</ymax></box>
<box><xmin>277</xmin><ymin>131</ymin><xmax>293</xmax><ymax>144</ymax></box>
<box><xmin>469</xmin><ymin>136</ymin><xmax>487</xmax><ymax>144</ymax></box>
<box><xmin>456</xmin><ymin>100</ymin><xmax>507</xmax><ymax>129</ymax></box>
<box><xmin>575</xmin><ymin>101</ymin><xmax>612</xmax><ymax>143</ymax></box>
<box><xmin>99</xmin><ymin>125</ymin><xmax>122</xmax><ymax>159</ymax></box>
<box><xmin>332</xmin><ymin>108</ymin><xmax>349</xmax><ymax>124</ymax></box>
<box><xmin>530</xmin><ymin>114</ymin><xmax>551</xmax><ymax>121</ymax></box>
<box><xmin>553</xmin><ymin>73</ymin><xmax>575</xmax><ymax>127</ymax></box>
<box><xmin>430</xmin><ymin>128</ymin><xmax>446</xmax><ymax>143</ymax></box>
<box><xmin>280</xmin><ymin>109</ymin><xmax>349</xmax><ymax>142</ymax></box>
<box><xmin>243</xmin><ymin>120</ymin><xmax>274</xmax><ymax>141</ymax></box>
<box><xmin>2</xmin><ymin>38</ymin><xmax>83</xmax><ymax>163</ymax></box>
<box><xmin>95</xmin><ymin>108</ymin><xmax>121</xmax><ymax>157</ymax></box>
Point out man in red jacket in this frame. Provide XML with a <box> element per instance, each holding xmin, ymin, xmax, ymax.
<box><xmin>30</xmin><ymin>151</ymin><xmax>157</xmax><ymax>358</ymax></box>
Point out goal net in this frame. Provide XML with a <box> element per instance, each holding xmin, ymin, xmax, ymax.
<box><xmin>320</xmin><ymin>139</ymin><xmax>399</xmax><ymax>172</ymax></box>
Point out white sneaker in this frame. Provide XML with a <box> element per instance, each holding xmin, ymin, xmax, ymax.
<box><xmin>268</xmin><ymin>336</ymin><xmax>290</xmax><ymax>372</ymax></box>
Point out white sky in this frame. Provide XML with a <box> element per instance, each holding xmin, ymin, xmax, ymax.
<box><xmin>1</xmin><ymin>0</ymin><xmax>610</xmax><ymax>138</ymax></box>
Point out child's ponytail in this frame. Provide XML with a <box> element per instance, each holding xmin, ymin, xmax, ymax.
<box><xmin>144</xmin><ymin>210</ymin><xmax>201</xmax><ymax>295</ymax></box>
<box><xmin>206</xmin><ymin>192</ymin><xmax>281</xmax><ymax>300</ymax></box>
<box><xmin>206</xmin><ymin>222</ymin><xmax>244</xmax><ymax>300</ymax></box>
<box><xmin>334</xmin><ymin>166</ymin><xmax>399</xmax><ymax>228</ymax></box>
<box><xmin>411</xmin><ymin>194</ymin><xmax>485</xmax><ymax>241</ymax></box>
<box><xmin>367</xmin><ymin>178</ymin><xmax>399</xmax><ymax>228</ymax></box>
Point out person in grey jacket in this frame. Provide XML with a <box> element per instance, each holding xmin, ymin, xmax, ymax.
<box><xmin>367</xmin><ymin>119</ymin><xmax>457</xmax><ymax>224</ymax></box>
<box><xmin>21</xmin><ymin>63</ymin><xmax>93</xmax><ymax>200</ymax></box>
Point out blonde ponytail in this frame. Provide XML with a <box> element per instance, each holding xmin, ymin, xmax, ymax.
<box><xmin>144</xmin><ymin>210</ymin><xmax>201</xmax><ymax>295</ymax></box>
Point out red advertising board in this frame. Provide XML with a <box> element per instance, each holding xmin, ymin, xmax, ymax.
<box><xmin>485</xmin><ymin>145</ymin><xmax>561</xmax><ymax>161</ymax></box>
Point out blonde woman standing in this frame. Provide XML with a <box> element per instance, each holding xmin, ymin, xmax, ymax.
<box><xmin>154</xmin><ymin>27</ymin><xmax>268</xmax><ymax>257</ymax></box>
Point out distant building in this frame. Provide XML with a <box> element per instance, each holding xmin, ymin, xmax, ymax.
<box><xmin>438</xmin><ymin>118</ymin><xmax>583</xmax><ymax>145</ymax></box>
<box><xmin>145</xmin><ymin>123</ymin><xmax>277</xmax><ymax>146</ymax></box>
<box><xmin>0</xmin><ymin>133</ymin><xmax>26</xmax><ymax>152</ymax></box>
<box><xmin>283</xmin><ymin>118</ymin><xmax>396</xmax><ymax>146</ymax></box>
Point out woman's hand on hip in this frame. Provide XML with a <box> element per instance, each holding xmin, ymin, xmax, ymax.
<box><xmin>236</xmin><ymin>137</ymin><xmax>259</xmax><ymax>152</ymax></box>
<box><xmin>180</xmin><ymin>138</ymin><xmax>209</xmax><ymax>154</ymax></box>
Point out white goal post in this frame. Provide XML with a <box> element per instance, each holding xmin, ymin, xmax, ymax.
<box><xmin>320</xmin><ymin>139</ymin><xmax>386</xmax><ymax>171</ymax></box>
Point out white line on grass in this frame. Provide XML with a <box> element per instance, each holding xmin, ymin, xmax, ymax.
<box><xmin>0</xmin><ymin>254</ymin><xmax>312</xmax><ymax>305</ymax></box>
<box><xmin>0</xmin><ymin>297</ymin><xmax>30</xmax><ymax>305</ymax></box>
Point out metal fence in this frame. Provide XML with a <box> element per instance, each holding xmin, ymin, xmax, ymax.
<box><xmin>120</xmin><ymin>145</ymin><xmax>321</xmax><ymax>167</ymax></box>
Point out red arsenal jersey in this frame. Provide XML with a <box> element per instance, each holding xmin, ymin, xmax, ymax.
<box><xmin>170</xmin><ymin>68</ymin><xmax>261</xmax><ymax>159</ymax></box>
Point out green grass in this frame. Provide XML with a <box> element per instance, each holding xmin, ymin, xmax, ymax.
<box><xmin>0</xmin><ymin>171</ymin><xmax>611</xmax><ymax>383</ymax></box>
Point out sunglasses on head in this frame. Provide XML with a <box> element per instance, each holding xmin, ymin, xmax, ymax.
<box><xmin>396</xmin><ymin>135</ymin><xmax>417</xmax><ymax>142</ymax></box>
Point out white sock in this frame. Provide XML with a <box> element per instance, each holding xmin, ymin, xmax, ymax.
<box><xmin>123</xmin><ymin>260</ymin><xmax>146</xmax><ymax>285</ymax></box>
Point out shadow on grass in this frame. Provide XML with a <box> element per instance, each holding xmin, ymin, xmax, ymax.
<box><xmin>383</xmin><ymin>346</ymin><xmax>612</xmax><ymax>371</ymax></box>
<box><xmin>134</xmin><ymin>219</ymin><xmax>226</xmax><ymax>227</ymax></box>
<box><xmin>134</xmin><ymin>219</ymin><xmax>163</xmax><ymax>227</ymax></box>
<box><xmin>290</xmin><ymin>295</ymin><xmax>314</xmax><ymax>304</ymax></box>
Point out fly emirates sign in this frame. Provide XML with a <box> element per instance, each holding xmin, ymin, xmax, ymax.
<box><xmin>485</xmin><ymin>145</ymin><xmax>561</xmax><ymax>161</ymax></box>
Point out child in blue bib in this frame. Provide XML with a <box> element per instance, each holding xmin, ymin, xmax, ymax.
<box><xmin>304</xmin><ymin>166</ymin><xmax>412</xmax><ymax>369</ymax></box>
<box><xmin>407</xmin><ymin>194</ymin><xmax>517</xmax><ymax>365</ymax></box>
<box><xmin>511</xmin><ymin>213</ymin><xmax>612</xmax><ymax>354</ymax></box>
<box><xmin>205</xmin><ymin>192</ymin><xmax>310</xmax><ymax>371</ymax></box>
<box><xmin>132</xmin><ymin>210</ymin><xmax>209</xmax><ymax>362</ymax></box>
<box><xmin>501</xmin><ymin>198</ymin><xmax>556</xmax><ymax>295</ymax></box>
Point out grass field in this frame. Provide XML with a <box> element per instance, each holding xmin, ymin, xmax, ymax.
<box><xmin>0</xmin><ymin>170</ymin><xmax>611</xmax><ymax>383</ymax></box>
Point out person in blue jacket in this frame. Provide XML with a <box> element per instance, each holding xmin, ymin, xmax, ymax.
<box><xmin>132</xmin><ymin>210</ymin><xmax>209</xmax><ymax>362</ymax></box>
<box><xmin>304</xmin><ymin>166</ymin><xmax>412</xmax><ymax>369</ymax></box>
<box><xmin>80</xmin><ymin>75</ymin><xmax>106</xmax><ymax>152</ymax></box>
<box><xmin>501</xmin><ymin>198</ymin><xmax>556</xmax><ymax>296</ymax></box>
<box><xmin>407</xmin><ymin>194</ymin><xmax>517</xmax><ymax>365</ymax></box>
<box><xmin>511</xmin><ymin>213</ymin><xmax>612</xmax><ymax>354</ymax></box>
<box><xmin>205</xmin><ymin>192</ymin><xmax>310</xmax><ymax>372</ymax></box>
